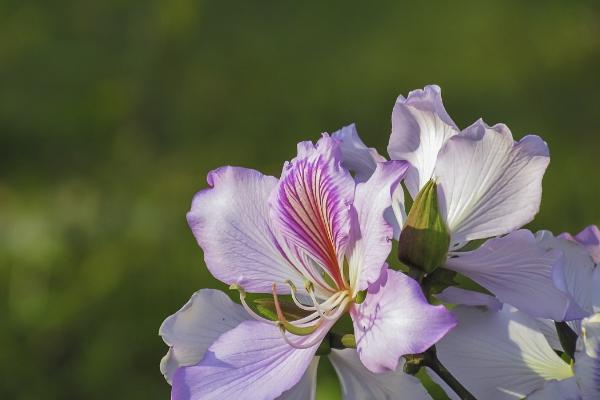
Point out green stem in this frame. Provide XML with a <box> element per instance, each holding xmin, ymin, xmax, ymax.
<box><xmin>405</xmin><ymin>347</ymin><xmax>477</xmax><ymax>400</ymax></box>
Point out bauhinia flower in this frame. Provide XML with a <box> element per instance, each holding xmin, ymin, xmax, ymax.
<box><xmin>434</xmin><ymin>307</ymin><xmax>600</xmax><ymax>400</ymax></box>
<box><xmin>160</xmin><ymin>289</ymin><xmax>434</xmax><ymax>400</ymax></box>
<box><xmin>434</xmin><ymin>226</ymin><xmax>600</xmax><ymax>399</ymax></box>
<box><xmin>168</xmin><ymin>134</ymin><xmax>456</xmax><ymax>399</ymax></box>
<box><xmin>386</xmin><ymin>84</ymin><xmax>586</xmax><ymax>321</ymax></box>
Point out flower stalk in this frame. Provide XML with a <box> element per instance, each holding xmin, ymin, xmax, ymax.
<box><xmin>404</xmin><ymin>346</ymin><xmax>477</xmax><ymax>400</ymax></box>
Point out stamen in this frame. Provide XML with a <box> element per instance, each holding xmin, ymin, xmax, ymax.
<box><xmin>287</xmin><ymin>280</ymin><xmax>317</xmax><ymax>311</ymax></box>
<box><xmin>304</xmin><ymin>281</ymin><xmax>350</xmax><ymax>320</ymax></box>
<box><xmin>321</xmin><ymin>297</ymin><xmax>352</xmax><ymax>321</ymax></box>
<box><xmin>272</xmin><ymin>282</ymin><xmax>320</xmax><ymax>336</ymax></box>
<box><xmin>229</xmin><ymin>284</ymin><xmax>276</xmax><ymax>325</ymax></box>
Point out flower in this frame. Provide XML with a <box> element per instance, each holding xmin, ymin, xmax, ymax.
<box><xmin>171</xmin><ymin>133</ymin><xmax>456</xmax><ymax>399</ymax></box>
<box><xmin>436</xmin><ymin>304</ymin><xmax>576</xmax><ymax>400</ymax></box>
<box><xmin>434</xmin><ymin>228</ymin><xmax>600</xmax><ymax>399</ymax></box>
<box><xmin>386</xmin><ymin>85</ymin><xmax>586</xmax><ymax>321</ymax></box>
<box><xmin>433</xmin><ymin>307</ymin><xmax>600</xmax><ymax>400</ymax></box>
<box><xmin>160</xmin><ymin>289</ymin><xmax>434</xmax><ymax>400</ymax></box>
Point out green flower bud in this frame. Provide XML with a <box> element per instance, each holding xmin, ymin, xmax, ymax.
<box><xmin>397</xmin><ymin>179</ymin><xmax>450</xmax><ymax>273</ymax></box>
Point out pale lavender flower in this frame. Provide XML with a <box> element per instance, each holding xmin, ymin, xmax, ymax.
<box><xmin>436</xmin><ymin>305</ymin><xmax>575</xmax><ymax>399</ymax></box>
<box><xmin>160</xmin><ymin>289</ymin><xmax>433</xmax><ymax>400</ymax></box>
<box><xmin>168</xmin><ymin>134</ymin><xmax>456</xmax><ymax>399</ymax></box>
<box><xmin>386</xmin><ymin>85</ymin><xmax>585</xmax><ymax>321</ymax></box>
<box><xmin>434</xmin><ymin>306</ymin><xmax>600</xmax><ymax>400</ymax></box>
<box><xmin>434</xmin><ymin>230</ymin><xmax>600</xmax><ymax>399</ymax></box>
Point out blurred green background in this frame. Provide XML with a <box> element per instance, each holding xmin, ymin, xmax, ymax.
<box><xmin>1</xmin><ymin>0</ymin><xmax>599</xmax><ymax>399</ymax></box>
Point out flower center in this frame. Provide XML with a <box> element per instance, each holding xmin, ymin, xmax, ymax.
<box><xmin>230</xmin><ymin>280</ymin><xmax>352</xmax><ymax>349</ymax></box>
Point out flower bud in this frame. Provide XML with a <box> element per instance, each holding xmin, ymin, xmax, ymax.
<box><xmin>397</xmin><ymin>179</ymin><xmax>450</xmax><ymax>273</ymax></box>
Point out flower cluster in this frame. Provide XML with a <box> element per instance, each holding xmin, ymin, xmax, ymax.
<box><xmin>159</xmin><ymin>85</ymin><xmax>599</xmax><ymax>399</ymax></box>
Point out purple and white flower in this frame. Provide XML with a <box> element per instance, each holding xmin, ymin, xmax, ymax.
<box><xmin>386</xmin><ymin>85</ymin><xmax>585</xmax><ymax>321</ymax></box>
<box><xmin>167</xmin><ymin>134</ymin><xmax>456</xmax><ymax>399</ymax></box>
<box><xmin>435</xmin><ymin>227</ymin><xmax>600</xmax><ymax>399</ymax></box>
<box><xmin>434</xmin><ymin>306</ymin><xmax>600</xmax><ymax>400</ymax></box>
<box><xmin>160</xmin><ymin>289</ymin><xmax>434</xmax><ymax>399</ymax></box>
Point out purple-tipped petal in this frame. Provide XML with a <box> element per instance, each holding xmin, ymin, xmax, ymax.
<box><xmin>332</xmin><ymin>123</ymin><xmax>386</xmax><ymax>183</ymax></box>
<box><xmin>561</xmin><ymin>225</ymin><xmax>600</xmax><ymax>264</ymax></box>
<box><xmin>435</xmin><ymin>120</ymin><xmax>549</xmax><ymax>245</ymax></box>
<box><xmin>387</xmin><ymin>85</ymin><xmax>459</xmax><ymax>198</ymax></box>
<box><xmin>437</xmin><ymin>306</ymin><xmax>573</xmax><ymax>400</ymax></box>
<box><xmin>350</xmin><ymin>269</ymin><xmax>457</xmax><ymax>373</ymax></box>
<box><xmin>436</xmin><ymin>287</ymin><xmax>502</xmax><ymax>312</ymax></box>
<box><xmin>445</xmin><ymin>230</ymin><xmax>586</xmax><ymax>321</ymax></box>
<box><xmin>270</xmin><ymin>135</ymin><xmax>355</xmax><ymax>290</ymax></box>
<box><xmin>329</xmin><ymin>349</ymin><xmax>432</xmax><ymax>400</ymax></box>
<box><xmin>172</xmin><ymin>320</ymin><xmax>330</xmax><ymax>400</ymax></box>
<box><xmin>159</xmin><ymin>289</ymin><xmax>249</xmax><ymax>383</ymax></box>
<box><xmin>347</xmin><ymin>161</ymin><xmax>409</xmax><ymax>292</ymax></box>
<box><xmin>187</xmin><ymin>167</ymin><xmax>303</xmax><ymax>292</ymax></box>
<box><xmin>537</xmin><ymin>230</ymin><xmax>596</xmax><ymax>315</ymax></box>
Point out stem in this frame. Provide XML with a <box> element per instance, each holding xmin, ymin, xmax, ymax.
<box><xmin>405</xmin><ymin>346</ymin><xmax>477</xmax><ymax>400</ymax></box>
<box><xmin>426</xmin><ymin>348</ymin><xmax>476</xmax><ymax>400</ymax></box>
<box><xmin>555</xmin><ymin>321</ymin><xmax>577</xmax><ymax>360</ymax></box>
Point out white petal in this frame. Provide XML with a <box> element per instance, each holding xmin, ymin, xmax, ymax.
<box><xmin>332</xmin><ymin>123</ymin><xmax>386</xmax><ymax>183</ymax></box>
<box><xmin>159</xmin><ymin>289</ymin><xmax>249</xmax><ymax>383</ymax></box>
<box><xmin>445</xmin><ymin>230</ymin><xmax>585</xmax><ymax>321</ymax></box>
<box><xmin>574</xmin><ymin>352</ymin><xmax>600</xmax><ymax>400</ymax></box>
<box><xmin>581</xmin><ymin>314</ymin><xmax>600</xmax><ymax>358</ymax></box>
<box><xmin>435</xmin><ymin>120</ymin><xmax>549</xmax><ymax>244</ymax></box>
<box><xmin>437</xmin><ymin>305</ymin><xmax>573</xmax><ymax>400</ymax></box>
<box><xmin>387</xmin><ymin>85</ymin><xmax>459</xmax><ymax>198</ymax></box>
<box><xmin>329</xmin><ymin>349</ymin><xmax>431</xmax><ymax>400</ymax></box>
<box><xmin>172</xmin><ymin>320</ymin><xmax>329</xmax><ymax>399</ymax></box>
<box><xmin>187</xmin><ymin>167</ymin><xmax>303</xmax><ymax>292</ymax></box>
<box><xmin>527</xmin><ymin>377</ymin><xmax>582</xmax><ymax>400</ymax></box>
<box><xmin>535</xmin><ymin>318</ymin><xmax>563</xmax><ymax>352</ymax></box>
<box><xmin>435</xmin><ymin>286</ymin><xmax>502</xmax><ymax>312</ymax></box>
<box><xmin>537</xmin><ymin>230</ymin><xmax>596</xmax><ymax>314</ymax></box>
<box><xmin>350</xmin><ymin>269</ymin><xmax>456</xmax><ymax>373</ymax></box>
<box><xmin>389</xmin><ymin>184</ymin><xmax>407</xmax><ymax>239</ymax></box>
<box><xmin>277</xmin><ymin>357</ymin><xmax>319</xmax><ymax>400</ymax></box>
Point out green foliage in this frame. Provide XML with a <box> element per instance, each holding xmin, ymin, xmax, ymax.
<box><xmin>1</xmin><ymin>1</ymin><xmax>599</xmax><ymax>399</ymax></box>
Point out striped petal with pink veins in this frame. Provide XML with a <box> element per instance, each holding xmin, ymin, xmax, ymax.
<box><xmin>269</xmin><ymin>136</ymin><xmax>355</xmax><ymax>292</ymax></box>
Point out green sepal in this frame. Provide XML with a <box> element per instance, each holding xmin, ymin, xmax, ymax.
<box><xmin>397</xmin><ymin>179</ymin><xmax>450</xmax><ymax>273</ymax></box>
